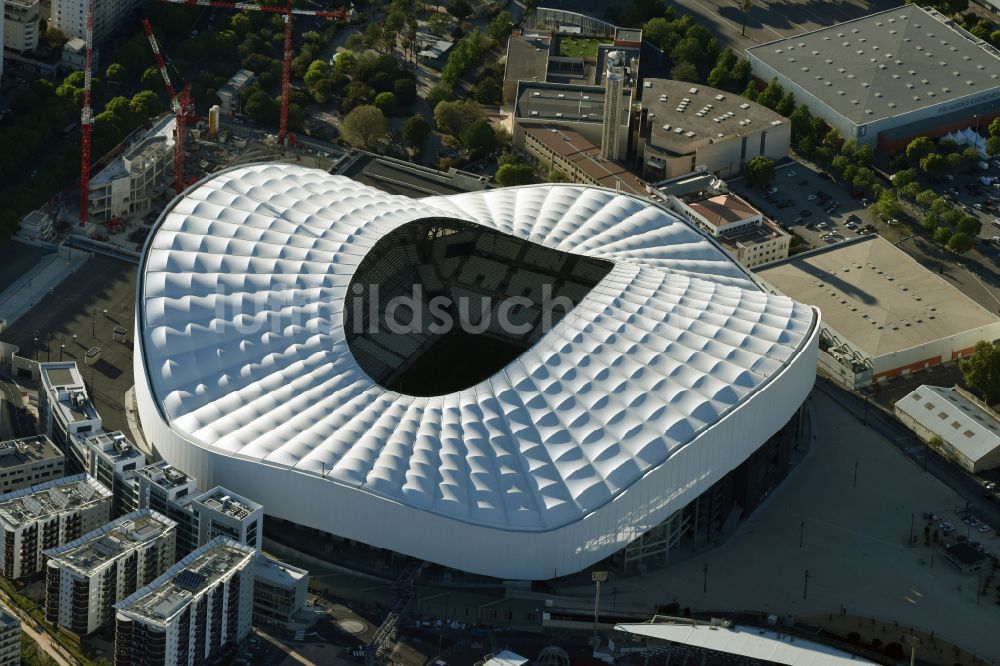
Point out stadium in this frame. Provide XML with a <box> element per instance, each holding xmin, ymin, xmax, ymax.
<box><xmin>134</xmin><ymin>164</ymin><xmax>819</xmax><ymax>580</ymax></box>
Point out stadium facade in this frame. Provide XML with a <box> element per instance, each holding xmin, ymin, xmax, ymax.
<box><xmin>134</xmin><ymin>164</ymin><xmax>819</xmax><ymax>580</ymax></box>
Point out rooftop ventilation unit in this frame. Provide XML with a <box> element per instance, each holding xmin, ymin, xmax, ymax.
<box><xmin>715</xmin><ymin>94</ymin><xmax>725</xmax><ymax>100</ymax></box>
<box><xmin>662</xmin><ymin>124</ymin><xmax>671</xmax><ymax>131</ymax></box>
<box><xmin>532</xmin><ymin>92</ymin><xmax>540</xmax><ymax>97</ymax></box>
<box><xmin>644</xmin><ymin>81</ymin><xmax>651</xmax><ymax>88</ymax></box>
<box><xmin>674</xmin><ymin>127</ymin><xmax>684</xmax><ymax>134</ymax></box>
<box><xmin>555</xmin><ymin>112</ymin><xmax>563</xmax><ymax>117</ymax></box>
<box><xmin>530</xmin><ymin>110</ymin><xmax>538</xmax><ymax>116</ymax></box>
<box><xmin>582</xmin><ymin>95</ymin><xmax>590</xmax><ymax>101</ymax></box>
<box><xmin>557</xmin><ymin>93</ymin><xmax>565</xmax><ymax>98</ymax></box>
<box><xmin>685</xmin><ymin>131</ymin><xmax>695</xmax><ymax>137</ymax></box>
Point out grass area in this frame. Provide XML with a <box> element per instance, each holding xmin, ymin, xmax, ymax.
<box><xmin>558</xmin><ymin>37</ymin><xmax>603</xmax><ymax>58</ymax></box>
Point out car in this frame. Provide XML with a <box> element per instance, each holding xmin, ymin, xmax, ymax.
<box><xmin>939</xmin><ymin>521</ymin><xmax>955</xmax><ymax>532</ymax></box>
<box><xmin>786</xmin><ymin>170</ymin><xmax>797</xmax><ymax>177</ymax></box>
<box><xmin>793</xmin><ymin>216</ymin><xmax>804</xmax><ymax>224</ymax></box>
<box><xmin>945</xmin><ymin>174</ymin><xmax>955</xmax><ymax>181</ymax></box>
<box><xmin>767</xmin><ymin>186</ymin><xmax>779</xmax><ymax>194</ymax></box>
<box><xmin>979</xmin><ymin>524</ymin><xmax>992</xmax><ymax>533</ymax></box>
<box><xmin>807</xmin><ymin>194</ymin><xmax>818</xmax><ymax>200</ymax></box>
<box><xmin>816</xmin><ymin>222</ymin><xmax>828</xmax><ymax>229</ymax></box>
<box><xmin>968</xmin><ymin>516</ymin><xmax>981</xmax><ymax>526</ymax></box>
<box><xmin>975</xmin><ymin>203</ymin><xmax>984</xmax><ymax>210</ymax></box>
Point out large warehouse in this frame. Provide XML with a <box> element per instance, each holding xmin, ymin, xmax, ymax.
<box><xmin>756</xmin><ymin>236</ymin><xmax>1000</xmax><ymax>389</ymax></box>
<box><xmin>746</xmin><ymin>6</ymin><xmax>1000</xmax><ymax>151</ymax></box>
<box><xmin>134</xmin><ymin>164</ymin><xmax>819</xmax><ymax>580</ymax></box>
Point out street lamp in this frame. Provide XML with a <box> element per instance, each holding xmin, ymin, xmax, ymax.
<box><xmin>799</xmin><ymin>520</ymin><xmax>805</xmax><ymax>548</ymax></box>
<box><xmin>33</xmin><ymin>337</ymin><xmax>38</xmax><ymax>361</ymax></box>
<box><xmin>591</xmin><ymin>570</ymin><xmax>608</xmax><ymax>647</ymax></box>
<box><xmin>803</xmin><ymin>569</ymin><xmax>810</xmax><ymax>600</ymax></box>
<box><xmin>703</xmin><ymin>562</ymin><xmax>709</xmax><ymax>593</ymax></box>
<box><xmin>852</xmin><ymin>460</ymin><xmax>859</xmax><ymax>488</ymax></box>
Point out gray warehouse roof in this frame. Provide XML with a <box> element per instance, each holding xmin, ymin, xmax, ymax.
<box><xmin>746</xmin><ymin>5</ymin><xmax>1000</xmax><ymax>126</ymax></box>
<box><xmin>895</xmin><ymin>385</ymin><xmax>1000</xmax><ymax>467</ymax></box>
<box><xmin>516</xmin><ymin>82</ymin><xmax>616</xmax><ymax>124</ymax></box>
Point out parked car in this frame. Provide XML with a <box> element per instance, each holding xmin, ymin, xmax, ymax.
<box><xmin>786</xmin><ymin>170</ymin><xmax>798</xmax><ymax>177</ymax></box>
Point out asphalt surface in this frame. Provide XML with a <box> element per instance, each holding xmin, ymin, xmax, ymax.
<box><xmin>817</xmin><ymin>378</ymin><xmax>1000</xmax><ymax>532</ymax></box>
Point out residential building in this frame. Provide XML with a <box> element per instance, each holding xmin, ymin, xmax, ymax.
<box><xmin>113</xmin><ymin>537</ymin><xmax>256</xmax><ymax>666</ymax></box>
<box><xmin>894</xmin><ymin>385</ymin><xmax>1000</xmax><ymax>473</ymax></box>
<box><xmin>416</xmin><ymin>35</ymin><xmax>452</xmax><ymax>68</ymax></box>
<box><xmin>636</xmin><ymin>79</ymin><xmax>790</xmax><ymax>180</ymax></box>
<box><xmin>522</xmin><ymin>125</ymin><xmax>648</xmax><ymax>196</ymax></box>
<box><xmin>50</xmin><ymin>0</ymin><xmax>143</xmax><ymax>43</ymax></box>
<box><xmin>4</xmin><ymin>0</ymin><xmax>40</xmax><ymax>53</ymax></box>
<box><xmin>0</xmin><ymin>604</ymin><xmax>19</xmax><ymax>666</ymax></box>
<box><xmin>217</xmin><ymin>69</ymin><xmax>255</xmax><ymax>116</ymax></box>
<box><xmin>667</xmin><ymin>193</ymin><xmax>790</xmax><ymax>268</ymax></box>
<box><xmin>252</xmin><ymin>555</ymin><xmax>308</xmax><ymax>628</ymax></box>
<box><xmin>0</xmin><ymin>435</ymin><xmax>64</xmax><ymax>494</ymax></box>
<box><xmin>756</xmin><ymin>235</ymin><xmax>1000</xmax><ymax>389</ymax></box>
<box><xmin>89</xmin><ymin>115</ymin><xmax>176</xmax><ymax>223</ymax></box>
<box><xmin>135</xmin><ymin>462</ymin><xmax>198</xmax><ymax>561</ymax></box>
<box><xmin>746</xmin><ymin>6</ymin><xmax>1000</xmax><ymax>151</ymax></box>
<box><xmin>38</xmin><ymin>362</ymin><xmax>102</xmax><ymax>455</ymax></box>
<box><xmin>44</xmin><ymin>510</ymin><xmax>177</xmax><ymax>635</ymax></box>
<box><xmin>192</xmin><ymin>488</ymin><xmax>262</xmax><ymax>558</ymax></box>
<box><xmin>0</xmin><ymin>474</ymin><xmax>112</xmax><ymax>579</ymax></box>
<box><xmin>61</xmin><ymin>37</ymin><xmax>86</xmax><ymax>70</ymax></box>
<box><xmin>82</xmin><ymin>431</ymin><xmax>146</xmax><ymax>517</ymax></box>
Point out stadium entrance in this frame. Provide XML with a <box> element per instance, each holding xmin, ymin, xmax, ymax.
<box><xmin>344</xmin><ymin>218</ymin><xmax>613</xmax><ymax>396</ymax></box>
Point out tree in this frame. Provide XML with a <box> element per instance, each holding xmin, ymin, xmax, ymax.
<box><xmin>906</xmin><ymin>136</ymin><xmax>934</xmax><ymax>163</ymax></box>
<box><xmin>987</xmin><ymin>135</ymin><xmax>1000</xmax><ymax>157</ymax></box>
<box><xmin>892</xmin><ymin>168</ymin><xmax>917</xmax><ymax>188</ymax></box>
<box><xmin>461</xmin><ymin>119</ymin><xmax>496</xmax><ymax>155</ymax></box>
<box><xmin>671</xmin><ymin>61</ymin><xmax>699</xmax><ymax>82</ymax></box>
<box><xmin>934</xmin><ymin>226</ymin><xmax>952</xmax><ymax>246</ymax></box>
<box><xmin>129</xmin><ymin>90</ymin><xmax>161</xmax><ymax>121</ymax></box>
<box><xmin>141</xmin><ymin>66</ymin><xmax>162</xmax><ymax>88</ymax></box>
<box><xmin>957</xmin><ymin>215</ymin><xmax>982</xmax><ymax>236</ymax></box>
<box><xmin>740</xmin><ymin>0</ymin><xmax>753</xmax><ymax>36</ymax></box>
<box><xmin>872</xmin><ymin>190</ymin><xmax>901</xmax><ymax>220</ymax></box>
<box><xmin>916</xmin><ymin>189</ymin><xmax>937</xmax><ymax>209</ymax></box>
<box><xmin>473</xmin><ymin>78</ymin><xmax>501</xmax><ymax>105</ymax></box>
<box><xmin>374</xmin><ymin>91</ymin><xmax>398</xmax><ymax>116</ymax></box>
<box><xmin>426</xmin><ymin>84</ymin><xmax>453</xmax><ymax>109</ymax></box>
<box><xmin>961</xmin><ymin>341</ymin><xmax>1000</xmax><ymax>403</ymax></box>
<box><xmin>990</xmin><ymin>117</ymin><xmax>1000</xmax><ymax>138</ymax></box>
<box><xmin>403</xmin><ymin>115</ymin><xmax>431</xmax><ymax>148</ymax></box>
<box><xmin>427</xmin><ymin>13</ymin><xmax>453</xmax><ymax>37</ymax></box>
<box><xmin>919</xmin><ymin>152</ymin><xmax>945</xmax><ymax>174</ymax></box>
<box><xmin>921</xmin><ymin>214</ymin><xmax>938</xmax><ymax>233</ymax></box>
<box><xmin>947</xmin><ymin>231</ymin><xmax>974</xmax><ymax>254</ymax></box>
<box><xmin>448</xmin><ymin>0</ymin><xmax>472</xmax><ymax>18</ymax></box>
<box><xmin>393</xmin><ymin>77</ymin><xmax>417</xmax><ymax>106</ymax></box>
<box><xmin>341</xmin><ymin>105</ymin><xmax>386</xmax><ymax>149</ymax></box>
<box><xmin>434</xmin><ymin>99</ymin><xmax>483</xmax><ymax>137</ymax></box>
<box><xmin>744</xmin><ymin>156</ymin><xmax>775</xmax><ymax>187</ymax></box>
<box><xmin>488</xmin><ymin>11</ymin><xmax>514</xmax><ymax>43</ymax></box>
<box><xmin>495</xmin><ymin>162</ymin><xmax>534</xmax><ymax>186</ymax></box>
<box><xmin>244</xmin><ymin>90</ymin><xmax>278</xmax><ymax>124</ymax></box>
<box><xmin>106</xmin><ymin>63</ymin><xmax>125</xmax><ymax>82</ymax></box>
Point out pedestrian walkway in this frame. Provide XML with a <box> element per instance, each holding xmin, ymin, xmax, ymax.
<box><xmin>0</xmin><ymin>243</ymin><xmax>90</xmax><ymax>329</ymax></box>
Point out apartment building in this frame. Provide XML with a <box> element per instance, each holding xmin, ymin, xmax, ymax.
<box><xmin>252</xmin><ymin>555</ymin><xmax>308</xmax><ymax>628</ymax></box>
<box><xmin>50</xmin><ymin>0</ymin><xmax>143</xmax><ymax>43</ymax></box>
<box><xmin>44</xmin><ymin>510</ymin><xmax>176</xmax><ymax>635</ymax></box>
<box><xmin>0</xmin><ymin>474</ymin><xmax>112</xmax><ymax>579</ymax></box>
<box><xmin>192</xmin><ymin>488</ymin><xmax>262</xmax><ymax>558</ymax></box>
<box><xmin>0</xmin><ymin>604</ymin><xmax>19</xmax><ymax>666</ymax></box>
<box><xmin>38</xmin><ymin>362</ymin><xmax>101</xmax><ymax>456</ymax></box>
<box><xmin>0</xmin><ymin>435</ymin><xmax>64</xmax><ymax>494</ymax></box>
<box><xmin>4</xmin><ymin>0</ymin><xmax>40</xmax><ymax>53</ymax></box>
<box><xmin>82</xmin><ymin>431</ymin><xmax>146</xmax><ymax>518</ymax></box>
<box><xmin>135</xmin><ymin>462</ymin><xmax>199</xmax><ymax>561</ymax></box>
<box><xmin>113</xmin><ymin>537</ymin><xmax>256</xmax><ymax>666</ymax></box>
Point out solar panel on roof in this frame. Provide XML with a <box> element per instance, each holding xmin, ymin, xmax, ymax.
<box><xmin>173</xmin><ymin>569</ymin><xmax>207</xmax><ymax>592</ymax></box>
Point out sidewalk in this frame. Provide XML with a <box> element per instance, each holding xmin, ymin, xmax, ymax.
<box><xmin>0</xmin><ymin>243</ymin><xmax>90</xmax><ymax>329</ymax></box>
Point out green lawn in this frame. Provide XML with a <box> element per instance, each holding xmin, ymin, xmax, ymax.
<box><xmin>558</xmin><ymin>37</ymin><xmax>603</xmax><ymax>58</ymax></box>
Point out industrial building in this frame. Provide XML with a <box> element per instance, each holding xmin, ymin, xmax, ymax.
<box><xmin>522</xmin><ymin>125</ymin><xmax>648</xmax><ymax>195</ymax></box>
<box><xmin>113</xmin><ymin>537</ymin><xmax>256</xmax><ymax>666</ymax></box>
<box><xmin>0</xmin><ymin>473</ymin><xmax>112</xmax><ymax>579</ymax></box>
<box><xmin>0</xmin><ymin>434</ymin><xmax>64</xmax><ymax>494</ymax></box>
<box><xmin>81</xmin><ymin>430</ymin><xmax>146</xmax><ymax>518</ymax></box>
<box><xmin>217</xmin><ymin>69</ymin><xmax>255</xmax><ymax>116</ymax></box>
<box><xmin>0</xmin><ymin>604</ymin><xmax>19</xmax><ymax>666</ymax></box>
<box><xmin>4</xmin><ymin>0</ymin><xmax>40</xmax><ymax>54</ymax></box>
<box><xmin>50</xmin><ymin>0</ymin><xmax>143</xmax><ymax>43</ymax></box>
<box><xmin>746</xmin><ymin>6</ymin><xmax>1000</xmax><ymax>152</ymax></box>
<box><xmin>38</xmin><ymin>361</ymin><xmax>102</xmax><ymax>454</ymax></box>
<box><xmin>636</xmin><ymin>79</ymin><xmax>790</xmax><ymax>179</ymax></box>
<box><xmin>44</xmin><ymin>509</ymin><xmax>177</xmax><ymax>635</ymax></box>
<box><xmin>894</xmin><ymin>385</ymin><xmax>1000</xmax><ymax>473</ymax></box>
<box><xmin>134</xmin><ymin>164</ymin><xmax>819</xmax><ymax>579</ymax></box>
<box><xmin>89</xmin><ymin>114</ymin><xmax>176</xmax><ymax>223</ymax></box>
<box><xmin>667</xmin><ymin>193</ymin><xmax>790</xmax><ymax>268</ymax></box>
<box><xmin>756</xmin><ymin>235</ymin><xmax>1000</xmax><ymax>388</ymax></box>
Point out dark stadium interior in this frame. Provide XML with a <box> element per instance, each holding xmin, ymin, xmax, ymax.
<box><xmin>344</xmin><ymin>218</ymin><xmax>613</xmax><ymax>396</ymax></box>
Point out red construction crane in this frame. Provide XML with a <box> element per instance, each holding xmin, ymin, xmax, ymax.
<box><xmin>79</xmin><ymin>0</ymin><xmax>94</xmax><ymax>226</ymax></box>
<box><xmin>155</xmin><ymin>0</ymin><xmax>351</xmax><ymax>145</ymax></box>
<box><xmin>142</xmin><ymin>19</ymin><xmax>196</xmax><ymax>193</ymax></box>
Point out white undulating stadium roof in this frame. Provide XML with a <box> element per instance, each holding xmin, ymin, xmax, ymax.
<box><xmin>135</xmin><ymin>164</ymin><xmax>818</xmax><ymax>579</ymax></box>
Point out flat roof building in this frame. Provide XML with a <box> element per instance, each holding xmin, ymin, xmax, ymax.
<box><xmin>217</xmin><ymin>69</ymin><xmax>255</xmax><ymax>117</ymax></box>
<box><xmin>39</xmin><ymin>362</ymin><xmax>102</xmax><ymax>457</ymax></box>
<box><xmin>44</xmin><ymin>509</ymin><xmax>177</xmax><ymax>635</ymax></box>
<box><xmin>746</xmin><ymin>6</ymin><xmax>1000</xmax><ymax>151</ymax></box>
<box><xmin>637</xmin><ymin>79</ymin><xmax>790</xmax><ymax>179</ymax></box>
<box><xmin>114</xmin><ymin>537</ymin><xmax>255</xmax><ymax>666</ymax></box>
<box><xmin>82</xmin><ymin>431</ymin><xmax>146</xmax><ymax>518</ymax></box>
<box><xmin>192</xmin><ymin>487</ymin><xmax>262</xmax><ymax>558</ymax></box>
<box><xmin>894</xmin><ymin>385</ymin><xmax>1000</xmax><ymax>473</ymax></box>
<box><xmin>942</xmin><ymin>541</ymin><xmax>990</xmax><ymax>573</ymax></box>
<box><xmin>4</xmin><ymin>0</ymin><xmax>40</xmax><ymax>54</ymax></box>
<box><xmin>0</xmin><ymin>473</ymin><xmax>113</xmax><ymax>579</ymax></box>
<box><xmin>522</xmin><ymin>125</ymin><xmax>648</xmax><ymax>196</ymax></box>
<box><xmin>0</xmin><ymin>435</ymin><xmax>64</xmax><ymax>494</ymax></box>
<box><xmin>136</xmin><ymin>462</ymin><xmax>199</xmax><ymax>560</ymax></box>
<box><xmin>0</xmin><ymin>604</ymin><xmax>19</xmax><ymax>666</ymax></box>
<box><xmin>756</xmin><ymin>235</ymin><xmax>1000</xmax><ymax>388</ymax></box>
<box><xmin>252</xmin><ymin>555</ymin><xmax>308</xmax><ymax>628</ymax></box>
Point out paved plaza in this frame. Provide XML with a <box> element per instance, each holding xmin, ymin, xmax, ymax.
<box><xmin>564</xmin><ymin>390</ymin><xmax>1000</xmax><ymax>663</ymax></box>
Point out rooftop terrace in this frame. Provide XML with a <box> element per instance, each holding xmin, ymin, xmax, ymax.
<box><xmin>0</xmin><ymin>435</ymin><xmax>62</xmax><ymax>468</ymax></box>
<box><xmin>45</xmin><ymin>510</ymin><xmax>175</xmax><ymax>576</ymax></box>
<box><xmin>0</xmin><ymin>474</ymin><xmax>111</xmax><ymax>527</ymax></box>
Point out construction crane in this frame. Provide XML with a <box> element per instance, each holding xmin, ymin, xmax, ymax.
<box><xmin>79</xmin><ymin>0</ymin><xmax>94</xmax><ymax>227</ymax></box>
<box><xmin>155</xmin><ymin>0</ymin><xmax>352</xmax><ymax>145</ymax></box>
<box><xmin>142</xmin><ymin>19</ymin><xmax>196</xmax><ymax>194</ymax></box>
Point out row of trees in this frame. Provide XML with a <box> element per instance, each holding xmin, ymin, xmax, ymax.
<box><xmin>643</xmin><ymin>11</ymin><xmax>723</xmax><ymax>83</ymax></box>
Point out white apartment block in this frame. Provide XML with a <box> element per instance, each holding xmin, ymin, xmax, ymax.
<box><xmin>0</xmin><ymin>474</ymin><xmax>112</xmax><ymax>579</ymax></box>
<box><xmin>49</xmin><ymin>0</ymin><xmax>142</xmax><ymax>43</ymax></box>
<box><xmin>135</xmin><ymin>462</ymin><xmax>199</xmax><ymax>561</ymax></box>
<box><xmin>81</xmin><ymin>431</ymin><xmax>145</xmax><ymax>518</ymax></box>
<box><xmin>253</xmin><ymin>555</ymin><xmax>308</xmax><ymax>628</ymax></box>
<box><xmin>0</xmin><ymin>604</ymin><xmax>19</xmax><ymax>666</ymax></box>
<box><xmin>0</xmin><ymin>435</ymin><xmax>64</xmax><ymax>494</ymax></box>
<box><xmin>114</xmin><ymin>537</ymin><xmax>255</xmax><ymax>666</ymax></box>
<box><xmin>44</xmin><ymin>509</ymin><xmax>177</xmax><ymax>635</ymax></box>
<box><xmin>192</xmin><ymin>487</ymin><xmax>262</xmax><ymax>558</ymax></box>
<box><xmin>89</xmin><ymin>115</ymin><xmax>175</xmax><ymax>223</ymax></box>
<box><xmin>4</xmin><ymin>0</ymin><xmax>39</xmax><ymax>53</ymax></box>
<box><xmin>39</xmin><ymin>362</ymin><xmax>102</xmax><ymax>456</ymax></box>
